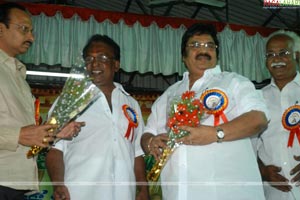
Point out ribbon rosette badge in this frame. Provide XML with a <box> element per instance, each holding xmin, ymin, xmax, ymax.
<box><xmin>200</xmin><ymin>89</ymin><xmax>228</xmax><ymax>126</ymax></box>
<box><xmin>122</xmin><ymin>104</ymin><xmax>138</xmax><ymax>142</ymax></box>
<box><xmin>146</xmin><ymin>90</ymin><xmax>205</xmax><ymax>182</ymax></box>
<box><xmin>282</xmin><ymin>105</ymin><xmax>300</xmax><ymax>147</ymax></box>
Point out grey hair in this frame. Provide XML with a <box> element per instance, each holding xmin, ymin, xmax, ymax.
<box><xmin>267</xmin><ymin>30</ymin><xmax>300</xmax><ymax>52</ymax></box>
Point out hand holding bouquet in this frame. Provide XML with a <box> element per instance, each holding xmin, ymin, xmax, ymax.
<box><xmin>27</xmin><ymin>64</ymin><xmax>101</xmax><ymax>158</ymax></box>
<box><xmin>146</xmin><ymin>91</ymin><xmax>205</xmax><ymax>182</ymax></box>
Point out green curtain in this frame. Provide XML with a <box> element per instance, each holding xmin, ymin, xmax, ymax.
<box><xmin>19</xmin><ymin>13</ymin><xmax>270</xmax><ymax>82</ymax></box>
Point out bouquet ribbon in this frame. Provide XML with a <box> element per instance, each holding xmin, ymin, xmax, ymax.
<box><xmin>282</xmin><ymin>105</ymin><xmax>300</xmax><ymax>147</ymax></box>
<box><xmin>200</xmin><ymin>89</ymin><xmax>228</xmax><ymax>126</ymax></box>
<box><xmin>35</xmin><ymin>98</ymin><xmax>40</xmax><ymax>125</ymax></box>
<box><xmin>122</xmin><ymin>104</ymin><xmax>138</xmax><ymax>142</ymax></box>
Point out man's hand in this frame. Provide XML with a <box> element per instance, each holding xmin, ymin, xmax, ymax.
<box><xmin>290</xmin><ymin>155</ymin><xmax>300</xmax><ymax>186</ymax></box>
<box><xmin>19</xmin><ymin>124</ymin><xmax>56</xmax><ymax>147</ymax></box>
<box><xmin>147</xmin><ymin>133</ymin><xmax>168</xmax><ymax>161</ymax></box>
<box><xmin>53</xmin><ymin>185</ymin><xmax>70</xmax><ymax>200</ymax></box>
<box><xmin>261</xmin><ymin>164</ymin><xmax>292</xmax><ymax>192</ymax></box>
<box><xmin>56</xmin><ymin>121</ymin><xmax>85</xmax><ymax>139</ymax></box>
<box><xmin>176</xmin><ymin>125</ymin><xmax>215</xmax><ymax>145</ymax></box>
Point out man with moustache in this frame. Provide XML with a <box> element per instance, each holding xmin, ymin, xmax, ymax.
<box><xmin>257</xmin><ymin>31</ymin><xmax>300</xmax><ymax>200</ymax></box>
<box><xmin>141</xmin><ymin>23</ymin><xmax>269</xmax><ymax>200</ymax></box>
<box><xmin>0</xmin><ymin>3</ymin><xmax>84</xmax><ymax>200</ymax></box>
<box><xmin>46</xmin><ymin>34</ymin><xmax>149</xmax><ymax>200</ymax></box>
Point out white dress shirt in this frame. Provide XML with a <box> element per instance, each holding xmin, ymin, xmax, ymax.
<box><xmin>258</xmin><ymin>72</ymin><xmax>300</xmax><ymax>200</ymax></box>
<box><xmin>53</xmin><ymin>83</ymin><xmax>144</xmax><ymax>200</ymax></box>
<box><xmin>145</xmin><ymin>66</ymin><xmax>268</xmax><ymax>200</ymax></box>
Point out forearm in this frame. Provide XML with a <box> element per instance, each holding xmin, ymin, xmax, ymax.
<box><xmin>141</xmin><ymin>133</ymin><xmax>155</xmax><ymax>154</ymax></box>
<box><xmin>134</xmin><ymin>156</ymin><xmax>149</xmax><ymax>196</ymax></box>
<box><xmin>46</xmin><ymin>148</ymin><xmax>65</xmax><ymax>183</ymax></box>
<box><xmin>134</xmin><ymin>155</ymin><xmax>147</xmax><ymax>182</ymax></box>
<box><xmin>220</xmin><ymin>110</ymin><xmax>267</xmax><ymax>141</ymax></box>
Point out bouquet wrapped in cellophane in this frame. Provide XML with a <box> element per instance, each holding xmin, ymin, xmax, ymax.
<box><xmin>27</xmin><ymin>63</ymin><xmax>101</xmax><ymax>158</ymax></box>
<box><xmin>146</xmin><ymin>91</ymin><xmax>205</xmax><ymax>183</ymax></box>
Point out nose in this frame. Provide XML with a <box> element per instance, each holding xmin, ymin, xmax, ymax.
<box><xmin>272</xmin><ymin>54</ymin><xmax>282</xmax><ymax>62</ymax></box>
<box><xmin>86</xmin><ymin>61</ymin><xmax>103</xmax><ymax>72</ymax></box>
<box><xmin>197</xmin><ymin>47</ymin><xmax>208</xmax><ymax>54</ymax></box>
<box><xmin>91</xmin><ymin>60</ymin><xmax>106</xmax><ymax>68</ymax></box>
<box><xmin>27</xmin><ymin>32</ymin><xmax>34</xmax><ymax>43</ymax></box>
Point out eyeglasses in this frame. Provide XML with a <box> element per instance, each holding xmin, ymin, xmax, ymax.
<box><xmin>84</xmin><ymin>54</ymin><xmax>115</xmax><ymax>64</ymax></box>
<box><xmin>9</xmin><ymin>23</ymin><xmax>33</xmax><ymax>35</ymax></box>
<box><xmin>186</xmin><ymin>41</ymin><xmax>218</xmax><ymax>50</ymax></box>
<box><xmin>265</xmin><ymin>50</ymin><xmax>292</xmax><ymax>59</ymax></box>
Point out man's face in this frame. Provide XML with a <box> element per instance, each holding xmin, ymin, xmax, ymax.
<box><xmin>182</xmin><ymin>34</ymin><xmax>217</xmax><ymax>76</ymax></box>
<box><xmin>84</xmin><ymin>42</ymin><xmax>120</xmax><ymax>88</ymax></box>
<box><xmin>0</xmin><ymin>8</ymin><xmax>34</xmax><ymax>57</ymax></box>
<box><xmin>266</xmin><ymin>35</ymin><xmax>297</xmax><ymax>83</ymax></box>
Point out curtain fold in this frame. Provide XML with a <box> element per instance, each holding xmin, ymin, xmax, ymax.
<box><xmin>17</xmin><ymin>3</ymin><xmax>274</xmax><ymax>82</ymax></box>
<box><xmin>19</xmin><ymin>13</ymin><xmax>271</xmax><ymax>82</ymax></box>
<box><xmin>219</xmin><ymin>27</ymin><xmax>270</xmax><ymax>82</ymax></box>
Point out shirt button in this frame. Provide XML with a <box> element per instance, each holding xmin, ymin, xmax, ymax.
<box><xmin>283</xmin><ymin>162</ymin><xmax>287</xmax><ymax>165</ymax></box>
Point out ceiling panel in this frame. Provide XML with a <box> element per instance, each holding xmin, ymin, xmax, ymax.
<box><xmin>7</xmin><ymin>0</ymin><xmax>300</xmax><ymax>30</ymax></box>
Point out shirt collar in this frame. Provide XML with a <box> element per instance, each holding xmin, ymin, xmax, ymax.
<box><xmin>270</xmin><ymin>71</ymin><xmax>300</xmax><ymax>88</ymax></box>
<box><xmin>183</xmin><ymin>65</ymin><xmax>222</xmax><ymax>81</ymax></box>
<box><xmin>296</xmin><ymin>72</ymin><xmax>300</xmax><ymax>86</ymax></box>
<box><xmin>114</xmin><ymin>82</ymin><xmax>130</xmax><ymax>96</ymax></box>
<box><xmin>0</xmin><ymin>49</ymin><xmax>26</xmax><ymax>74</ymax></box>
<box><xmin>0</xmin><ymin>49</ymin><xmax>12</xmax><ymax>64</ymax></box>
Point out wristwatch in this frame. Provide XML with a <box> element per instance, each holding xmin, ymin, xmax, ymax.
<box><xmin>216</xmin><ymin>126</ymin><xmax>225</xmax><ymax>143</ymax></box>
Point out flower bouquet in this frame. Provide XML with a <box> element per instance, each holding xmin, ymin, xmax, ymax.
<box><xmin>27</xmin><ymin>63</ymin><xmax>101</xmax><ymax>158</ymax></box>
<box><xmin>146</xmin><ymin>91</ymin><xmax>205</xmax><ymax>182</ymax></box>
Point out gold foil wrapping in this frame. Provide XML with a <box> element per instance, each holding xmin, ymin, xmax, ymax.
<box><xmin>147</xmin><ymin>146</ymin><xmax>176</xmax><ymax>182</ymax></box>
<box><xmin>26</xmin><ymin>117</ymin><xmax>58</xmax><ymax>159</ymax></box>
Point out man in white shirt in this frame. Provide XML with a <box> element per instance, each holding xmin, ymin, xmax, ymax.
<box><xmin>257</xmin><ymin>30</ymin><xmax>300</xmax><ymax>200</ymax></box>
<box><xmin>46</xmin><ymin>34</ymin><xmax>149</xmax><ymax>200</ymax></box>
<box><xmin>141</xmin><ymin>23</ymin><xmax>269</xmax><ymax>200</ymax></box>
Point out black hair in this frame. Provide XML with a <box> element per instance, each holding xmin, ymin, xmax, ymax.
<box><xmin>181</xmin><ymin>23</ymin><xmax>219</xmax><ymax>57</ymax></box>
<box><xmin>82</xmin><ymin>34</ymin><xmax>120</xmax><ymax>61</ymax></box>
<box><xmin>0</xmin><ymin>2</ymin><xmax>27</xmax><ymax>28</ymax></box>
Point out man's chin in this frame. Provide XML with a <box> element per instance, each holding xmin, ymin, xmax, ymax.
<box><xmin>93</xmin><ymin>81</ymin><xmax>102</xmax><ymax>88</ymax></box>
<box><xmin>19</xmin><ymin>47</ymin><xmax>30</xmax><ymax>54</ymax></box>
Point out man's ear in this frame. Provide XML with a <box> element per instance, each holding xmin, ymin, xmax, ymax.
<box><xmin>114</xmin><ymin>60</ymin><xmax>120</xmax><ymax>72</ymax></box>
<box><xmin>296</xmin><ymin>51</ymin><xmax>300</xmax><ymax>60</ymax></box>
<box><xmin>0</xmin><ymin>23</ymin><xmax>4</xmax><ymax>35</ymax></box>
<box><xmin>294</xmin><ymin>52</ymin><xmax>300</xmax><ymax>69</ymax></box>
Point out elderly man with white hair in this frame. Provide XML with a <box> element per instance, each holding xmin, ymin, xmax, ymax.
<box><xmin>257</xmin><ymin>30</ymin><xmax>300</xmax><ymax>200</ymax></box>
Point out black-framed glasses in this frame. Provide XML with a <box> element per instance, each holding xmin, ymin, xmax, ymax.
<box><xmin>265</xmin><ymin>50</ymin><xmax>292</xmax><ymax>59</ymax></box>
<box><xmin>186</xmin><ymin>41</ymin><xmax>218</xmax><ymax>50</ymax></box>
<box><xmin>84</xmin><ymin>54</ymin><xmax>115</xmax><ymax>64</ymax></box>
<box><xmin>9</xmin><ymin>23</ymin><xmax>33</xmax><ymax>35</ymax></box>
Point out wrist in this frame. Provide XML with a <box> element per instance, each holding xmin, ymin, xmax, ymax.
<box><xmin>216</xmin><ymin>126</ymin><xmax>225</xmax><ymax>143</ymax></box>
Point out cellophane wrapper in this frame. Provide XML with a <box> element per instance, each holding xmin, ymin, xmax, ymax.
<box><xmin>27</xmin><ymin>64</ymin><xmax>101</xmax><ymax>158</ymax></box>
<box><xmin>146</xmin><ymin>91</ymin><xmax>204</xmax><ymax>184</ymax></box>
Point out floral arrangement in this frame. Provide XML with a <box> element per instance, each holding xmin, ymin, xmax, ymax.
<box><xmin>27</xmin><ymin>64</ymin><xmax>101</xmax><ymax>158</ymax></box>
<box><xmin>167</xmin><ymin>91</ymin><xmax>204</xmax><ymax>146</ymax></box>
<box><xmin>146</xmin><ymin>91</ymin><xmax>205</xmax><ymax>182</ymax></box>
